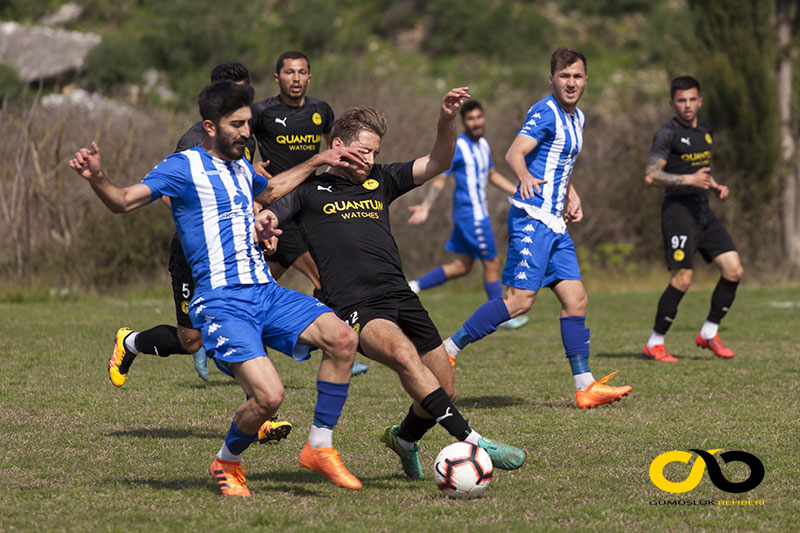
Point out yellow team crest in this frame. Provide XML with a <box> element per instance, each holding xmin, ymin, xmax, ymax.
<box><xmin>181</xmin><ymin>301</ymin><xmax>189</xmax><ymax>315</ymax></box>
<box><xmin>312</xmin><ymin>112</ymin><xmax>322</xmax><ymax>126</ymax></box>
<box><xmin>673</xmin><ymin>249</ymin><xmax>685</xmax><ymax>262</ymax></box>
<box><xmin>363</xmin><ymin>179</ymin><xmax>379</xmax><ymax>190</ymax></box>
<box><xmin>244</xmin><ymin>147</ymin><xmax>252</xmax><ymax>162</ymax></box>
<box><xmin>705</xmin><ymin>133</ymin><xmax>712</xmax><ymax>144</ymax></box>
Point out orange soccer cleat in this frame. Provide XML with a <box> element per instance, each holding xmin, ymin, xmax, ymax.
<box><xmin>642</xmin><ymin>343</ymin><xmax>678</xmax><ymax>363</ymax></box>
<box><xmin>209</xmin><ymin>458</ymin><xmax>251</xmax><ymax>497</ymax></box>
<box><xmin>696</xmin><ymin>332</ymin><xmax>734</xmax><ymax>358</ymax></box>
<box><xmin>298</xmin><ymin>441</ymin><xmax>362</xmax><ymax>490</ymax></box>
<box><xmin>576</xmin><ymin>371</ymin><xmax>633</xmax><ymax>409</ymax></box>
<box><xmin>109</xmin><ymin>327</ymin><xmax>136</xmax><ymax>387</ymax></box>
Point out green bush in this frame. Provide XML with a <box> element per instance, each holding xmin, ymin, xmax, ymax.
<box><xmin>0</xmin><ymin>63</ymin><xmax>23</xmax><ymax>99</ymax></box>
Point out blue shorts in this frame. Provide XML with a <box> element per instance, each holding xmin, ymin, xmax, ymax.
<box><xmin>501</xmin><ymin>207</ymin><xmax>581</xmax><ymax>292</ymax></box>
<box><xmin>445</xmin><ymin>217</ymin><xmax>497</xmax><ymax>260</ymax></box>
<box><xmin>189</xmin><ymin>283</ymin><xmax>330</xmax><ymax>367</ymax></box>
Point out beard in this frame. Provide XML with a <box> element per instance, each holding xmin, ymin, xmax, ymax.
<box><xmin>215</xmin><ymin>131</ymin><xmax>246</xmax><ymax>160</ymax></box>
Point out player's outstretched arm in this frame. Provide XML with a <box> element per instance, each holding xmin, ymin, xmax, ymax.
<box><xmin>488</xmin><ymin>168</ymin><xmax>518</xmax><ymax>196</ymax></box>
<box><xmin>412</xmin><ymin>87</ymin><xmax>470</xmax><ymax>185</ymax></box>
<box><xmin>505</xmin><ymin>135</ymin><xmax>546</xmax><ymax>200</ymax></box>
<box><xmin>408</xmin><ymin>173</ymin><xmax>448</xmax><ymax>224</ymax></box>
<box><xmin>69</xmin><ymin>141</ymin><xmax>153</xmax><ymax>213</ymax></box>
<box><xmin>255</xmin><ymin>145</ymin><xmax>368</xmax><ymax>205</ymax></box>
<box><xmin>643</xmin><ymin>156</ymin><xmax>711</xmax><ymax>190</ymax></box>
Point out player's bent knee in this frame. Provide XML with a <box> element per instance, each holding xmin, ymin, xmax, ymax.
<box><xmin>251</xmin><ymin>387</ymin><xmax>284</xmax><ymax>416</ymax></box>
<box><xmin>179</xmin><ymin>329</ymin><xmax>203</xmax><ymax>354</ymax></box>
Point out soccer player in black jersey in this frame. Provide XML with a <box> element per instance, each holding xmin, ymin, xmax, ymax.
<box><xmin>261</xmin><ymin>89</ymin><xmax>527</xmax><ymax>479</ymax></box>
<box><xmin>251</xmin><ymin>50</ymin><xmax>368</xmax><ymax>376</ymax></box>
<box><xmin>642</xmin><ymin>76</ymin><xmax>743</xmax><ymax>362</ymax></box>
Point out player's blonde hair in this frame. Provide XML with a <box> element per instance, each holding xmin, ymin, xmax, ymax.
<box><xmin>331</xmin><ymin>107</ymin><xmax>387</xmax><ymax>144</ymax></box>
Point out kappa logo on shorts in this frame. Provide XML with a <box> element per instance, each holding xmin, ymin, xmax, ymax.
<box><xmin>215</xmin><ymin>336</ymin><xmax>229</xmax><ymax>348</ymax></box>
<box><xmin>194</xmin><ymin>304</ymin><xmax>207</xmax><ymax>316</ymax></box>
<box><xmin>673</xmin><ymin>249</ymin><xmax>686</xmax><ymax>262</ymax></box>
<box><xmin>649</xmin><ymin>449</ymin><xmax>764</xmax><ymax>494</ymax></box>
<box><xmin>208</xmin><ymin>323</ymin><xmax>221</xmax><ymax>334</ymax></box>
<box><xmin>518</xmin><ymin>260</ymin><xmax>530</xmax><ymax>268</ymax></box>
<box><xmin>523</xmin><ymin>224</ymin><xmax>535</xmax><ymax>232</ymax></box>
<box><xmin>520</xmin><ymin>248</ymin><xmax>532</xmax><ymax>256</ymax></box>
<box><xmin>521</xmin><ymin>236</ymin><xmax>533</xmax><ymax>243</ymax></box>
<box><xmin>223</xmin><ymin>348</ymin><xmax>236</xmax><ymax>358</ymax></box>
<box><xmin>516</xmin><ymin>272</ymin><xmax>528</xmax><ymax>280</ymax></box>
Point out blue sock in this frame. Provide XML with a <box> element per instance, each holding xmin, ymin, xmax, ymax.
<box><xmin>452</xmin><ymin>299</ymin><xmax>511</xmax><ymax>350</ymax></box>
<box><xmin>560</xmin><ymin>316</ymin><xmax>590</xmax><ymax>375</ymax></box>
<box><xmin>484</xmin><ymin>281</ymin><xmax>502</xmax><ymax>300</ymax></box>
<box><xmin>313</xmin><ymin>380</ymin><xmax>350</xmax><ymax>428</ymax></box>
<box><xmin>417</xmin><ymin>266</ymin><xmax>448</xmax><ymax>290</ymax></box>
<box><xmin>224</xmin><ymin>419</ymin><xmax>259</xmax><ymax>455</ymax></box>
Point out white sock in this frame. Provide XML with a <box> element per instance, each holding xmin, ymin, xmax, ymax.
<box><xmin>308</xmin><ymin>425</ymin><xmax>333</xmax><ymax>449</ymax></box>
<box><xmin>216</xmin><ymin>442</ymin><xmax>241</xmax><ymax>463</ymax></box>
<box><xmin>395</xmin><ymin>434</ymin><xmax>415</xmax><ymax>451</ymax></box>
<box><xmin>124</xmin><ymin>332</ymin><xmax>140</xmax><ymax>354</ymax></box>
<box><xmin>409</xmin><ymin>280</ymin><xmax>420</xmax><ymax>294</ymax></box>
<box><xmin>647</xmin><ymin>331</ymin><xmax>665</xmax><ymax>348</ymax></box>
<box><xmin>464</xmin><ymin>429</ymin><xmax>482</xmax><ymax>445</ymax></box>
<box><xmin>443</xmin><ymin>337</ymin><xmax>460</xmax><ymax>358</ymax></box>
<box><xmin>700</xmin><ymin>321</ymin><xmax>719</xmax><ymax>340</ymax></box>
<box><xmin>574</xmin><ymin>372</ymin><xmax>595</xmax><ymax>391</ymax></box>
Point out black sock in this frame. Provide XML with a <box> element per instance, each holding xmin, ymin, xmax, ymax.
<box><xmin>707</xmin><ymin>277</ymin><xmax>739</xmax><ymax>323</ymax></box>
<box><xmin>134</xmin><ymin>325</ymin><xmax>184</xmax><ymax>357</ymax></box>
<box><xmin>420</xmin><ymin>388</ymin><xmax>471</xmax><ymax>441</ymax></box>
<box><xmin>654</xmin><ymin>284</ymin><xmax>685</xmax><ymax>334</ymax></box>
<box><xmin>396</xmin><ymin>404</ymin><xmax>437</xmax><ymax>442</ymax></box>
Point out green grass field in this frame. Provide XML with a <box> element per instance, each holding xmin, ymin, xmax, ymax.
<box><xmin>1</xmin><ymin>284</ymin><xmax>797</xmax><ymax>531</ymax></box>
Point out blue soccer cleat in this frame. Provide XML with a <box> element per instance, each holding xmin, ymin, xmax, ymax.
<box><xmin>381</xmin><ymin>425</ymin><xmax>423</xmax><ymax>480</ymax></box>
<box><xmin>352</xmin><ymin>361</ymin><xmax>369</xmax><ymax>376</ymax></box>
<box><xmin>478</xmin><ymin>437</ymin><xmax>526</xmax><ymax>470</ymax></box>
<box><xmin>499</xmin><ymin>315</ymin><xmax>529</xmax><ymax>330</ymax></box>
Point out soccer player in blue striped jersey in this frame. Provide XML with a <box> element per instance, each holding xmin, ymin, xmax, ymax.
<box><xmin>70</xmin><ymin>81</ymin><xmax>369</xmax><ymax>495</ymax></box>
<box><xmin>406</xmin><ymin>101</ymin><xmax>527</xmax><ymax>330</ymax></box>
<box><xmin>443</xmin><ymin>48</ymin><xmax>632</xmax><ymax>408</ymax></box>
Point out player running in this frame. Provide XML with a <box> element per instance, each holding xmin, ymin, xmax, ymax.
<box><xmin>251</xmin><ymin>50</ymin><xmax>368</xmax><ymax>376</ymax></box>
<box><xmin>70</xmin><ymin>81</ymin><xmax>369</xmax><ymax>496</ymax></box>
<box><xmin>406</xmin><ymin>100</ymin><xmax>529</xmax><ymax>332</ymax></box>
<box><xmin>442</xmin><ymin>48</ymin><xmax>632</xmax><ymax>409</ymax></box>
<box><xmin>261</xmin><ymin>89</ymin><xmax>527</xmax><ymax>480</ymax></box>
<box><xmin>642</xmin><ymin>76</ymin><xmax>743</xmax><ymax>362</ymax></box>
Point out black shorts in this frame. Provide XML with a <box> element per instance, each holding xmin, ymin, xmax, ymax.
<box><xmin>264</xmin><ymin>222</ymin><xmax>308</xmax><ymax>269</ymax></box>
<box><xmin>661</xmin><ymin>196</ymin><xmax>736</xmax><ymax>270</ymax></box>
<box><xmin>337</xmin><ymin>290</ymin><xmax>442</xmax><ymax>356</ymax></box>
<box><xmin>168</xmin><ymin>234</ymin><xmax>195</xmax><ymax>329</ymax></box>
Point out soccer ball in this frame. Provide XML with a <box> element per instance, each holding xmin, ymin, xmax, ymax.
<box><xmin>433</xmin><ymin>441</ymin><xmax>493</xmax><ymax>499</ymax></box>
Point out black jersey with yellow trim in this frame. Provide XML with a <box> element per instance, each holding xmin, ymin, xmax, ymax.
<box><xmin>650</xmin><ymin>117</ymin><xmax>713</xmax><ymax>198</ymax></box>
<box><xmin>175</xmin><ymin>121</ymin><xmax>256</xmax><ymax>163</ymax></box>
<box><xmin>269</xmin><ymin>161</ymin><xmax>417</xmax><ymax>311</ymax></box>
<box><xmin>250</xmin><ymin>96</ymin><xmax>334</xmax><ymax>175</ymax></box>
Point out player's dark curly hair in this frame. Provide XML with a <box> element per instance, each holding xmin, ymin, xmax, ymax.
<box><xmin>276</xmin><ymin>51</ymin><xmax>310</xmax><ymax>74</ymax></box>
<box><xmin>330</xmin><ymin>107</ymin><xmax>388</xmax><ymax>144</ymax></box>
<box><xmin>550</xmin><ymin>47</ymin><xmax>587</xmax><ymax>75</ymax></box>
<box><xmin>460</xmin><ymin>100</ymin><xmax>483</xmax><ymax>119</ymax></box>
<box><xmin>670</xmin><ymin>76</ymin><xmax>700</xmax><ymax>98</ymax></box>
<box><xmin>198</xmin><ymin>80</ymin><xmax>255</xmax><ymax>124</ymax></box>
<box><xmin>210</xmin><ymin>62</ymin><xmax>250</xmax><ymax>84</ymax></box>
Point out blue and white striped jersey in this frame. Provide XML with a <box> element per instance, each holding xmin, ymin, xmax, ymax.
<box><xmin>141</xmin><ymin>146</ymin><xmax>274</xmax><ymax>293</ymax></box>
<box><xmin>446</xmin><ymin>133</ymin><xmax>495</xmax><ymax>223</ymax></box>
<box><xmin>511</xmin><ymin>94</ymin><xmax>585</xmax><ymax>233</ymax></box>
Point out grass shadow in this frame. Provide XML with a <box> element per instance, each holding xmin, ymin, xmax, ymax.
<box><xmin>456</xmin><ymin>395</ymin><xmax>526</xmax><ymax>409</ymax></box>
<box><xmin>108</xmin><ymin>427</ymin><xmax>220</xmax><ymax>439</ymax></box>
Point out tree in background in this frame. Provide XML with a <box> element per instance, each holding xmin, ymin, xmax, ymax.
<box><xmin>776</xmin><ymin>0</ymin><xmax>800</xmax><ymax>269</ymax></box>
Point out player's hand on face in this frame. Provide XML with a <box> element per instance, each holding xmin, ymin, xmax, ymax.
<box><xmin>441</xmin><ymin>87</ymin><xmax>470</xmax><ymax>118</ymax></box>
<box><xmin>319</xmin><ymin>145</ymin><xmax>369</xmax><ymax>169</ymax></box>
<box><xmin>254</xmin><ymin>160</ymin><xmax>272</xmax><ymax>178</ymax></box>
<box><xmin>519</xmin><ymin>172</ymin><xmax>546</xmax><ymax>200</ymax></box>
<box><xmin>254</xmin><ymin>210</ymin><xmax>282</xmax><ymax>242</ymax></box>
<box><xmin>407</xmin><ymin>204</ymin><xmax>430</xmax><ymax>225</ymax></box>
<box><xmin>69</xmin><ymin>141</ymin><xmax>102</xmax><ymax>180</ymax></box>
